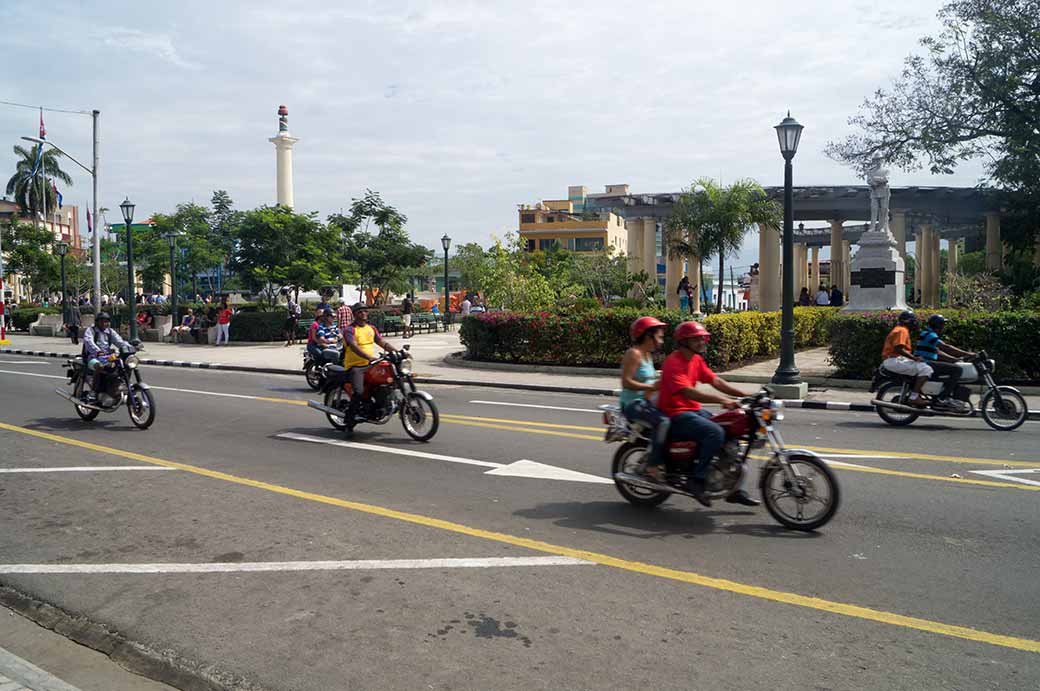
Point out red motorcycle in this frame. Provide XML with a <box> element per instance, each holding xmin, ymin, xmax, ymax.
<box><xmin>307</xmin><ymin>346</ymin><xmax>439</xmax><ymax>441</ymax></box>
<box><xmin>602</xmin><ymin>390</ymin><xmax>840</xmax><ymax>531</ymax></box>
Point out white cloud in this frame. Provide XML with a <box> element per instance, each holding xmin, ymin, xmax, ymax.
<box><xmin>92</xmin><ymin>27</ymin><xmax>199</xmax><ymax>69</ymax></box>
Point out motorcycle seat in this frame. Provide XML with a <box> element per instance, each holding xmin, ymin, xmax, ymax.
<box><xmin>326</xmin><ymin>365</ymin><xmax>346</xmax><ymax>374</ymax></box>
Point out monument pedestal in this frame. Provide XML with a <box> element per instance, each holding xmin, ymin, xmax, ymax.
<box><xmin>844</xmin><ymin>231</ymin><xmax>907</xmax><ymax>311</ymax></box>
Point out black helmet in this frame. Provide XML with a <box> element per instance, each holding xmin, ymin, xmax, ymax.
<box><xmin>927</xmin><ymin>314</ymin><xmax>945</xmax><ymax>331</ymax></box>
<box><xmin>897</xmin><ymin>310</ymin><xmax>916</xmax><ymax>325</ymax></box>
<box><xmin>353</xmin><ymin>303</ymin><xmax>368</xmax><ymax>312</ymax></box>
<box><xmin>96</xmin><ymin>311</ymin><xmax>112</xmax><ymax>322</ymax></box>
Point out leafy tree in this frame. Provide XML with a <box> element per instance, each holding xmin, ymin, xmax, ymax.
<box><xmin>0</xmin><ymin>218</ymin><xmax>60</xmax><ymax>299</ymax></box>
<box><xmin>328</xmin><ymin>190</ymin><xmax>429</xmax><ymax>304</ymax></box>
<box><xmin>451</xmin><ymin>242</ymin><xmax>490</xmax><ymax>293</ymax></box>
<box><xmin>480</xmin><ymin>236</ymin><xmax>555</xmax><ymax>311</ymax></box>
<box><xmin>572</xmin><ymin>250</ymin><xmax>635</xmax><ymax>305</ymax></box>
<box><xmin>5</xmin><ymin>144</ymin><xmax>74</xmax><ymax>221</ymax></box>
<box><xmin>151</xmin><ymin>203</ymin><xmax>224</xmax><ymax>297</ymax></box>
<box><xmin>230</xmin><ymin>205</ymin><xmax>346</xmax><ymax>307</ymax></box>
<box><xmin>209</xmin><ymin>190</ymin><xmax>238</xmax><ymax>256</ymax></box>
<box><xmin>826</xmin><ymin>0</ymin><xmax>1040</xmax><ymax>250</ymax></box>
<box><xmin>665</xmin><ymin>178</ymin><xmax>781</xmax><ymax>312</ymax></box>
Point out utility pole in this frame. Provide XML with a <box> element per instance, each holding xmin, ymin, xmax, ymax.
<box><xmin>92</xmin><ymin>110</ymin><xmax>101</xmax><ymax>311</ymax></box>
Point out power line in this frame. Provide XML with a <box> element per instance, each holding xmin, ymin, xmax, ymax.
<box><xmin>0</xmin><ymin>99</ymin><xmax>92</xmax><ymax>116</ymax></box>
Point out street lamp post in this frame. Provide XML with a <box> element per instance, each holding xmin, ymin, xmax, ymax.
<box><xmin>441</xmin><ymin>234</ymin><xmax>451</xmax><ymax>325</ymax></box>
<box><xmin>120</xmin><ymin>197</ymin><xmax>137</xmax><ymax>342</ymax></box>
<box><xmin>56</xmin><ymin>242</ymin><xmax>69</xmax><ymax>323</ymax></box>
<box><xmin>22</xmin><ymin>119</ymin><xmax>102</xmax><ymax>311</ymax></box>
<box><xmin>165</xmin><ymin>232</ymin><xmax>180</xmax><ymax>337</ymax></box>
<box><xmin>770</xmin><ymin>112</ymin><xmax>804</xmax><ymax>388</ymax></box>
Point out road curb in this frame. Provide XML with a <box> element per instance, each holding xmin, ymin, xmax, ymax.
<box><xmin>5</xmin><ymin>348</ymin><xmax>1037</xmax><ymax>418</ymax></box>
<box><xmin>0</xmin><ymin>584</ymin><xmax>259</xmax><ymax>691</ymax></box>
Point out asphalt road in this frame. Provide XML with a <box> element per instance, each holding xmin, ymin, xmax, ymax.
<box><xmin>1</xmin><ymin>354</ymin><xmax>1038</xmax><ymax>690</ymax></box>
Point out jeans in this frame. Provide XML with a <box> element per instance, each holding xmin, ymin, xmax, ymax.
<box><xmin>668</xmin><ymin>409</ymin><xmax>725</xmax><ymax>481</ymax></box>
<box><xmin>216</xmin><ymin>322</ymin><xmax>230</xmax><ymax>345</ymax></box>
<box><xmin>623</xmin><ymin>399</ymin><xmax>669</xmax><ymax>468</ymax></box>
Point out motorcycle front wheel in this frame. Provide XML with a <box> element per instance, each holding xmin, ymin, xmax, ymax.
<box><xmin>128</xmin><ymin>386</ymin><xmax>156</xmax><ymax>430</ymax></box>
<box><xmin>875</xmin><ymin>381</ymin><xmax>919</xmax><ymax>427</ymax></box>
<box><xmin>324</xmin><ymin>386</ymin><xmax>349</xmax><ymax>430</ymax></box>
<box><xmin>304</xmin><ymin>363</ymin><xmax>323</xmax><ymax>391</ymax></box>
<box><xmin>611</xmin><ymin>442</ymin><xmax>670</xmax><ymax>507</ymax></box>
<box><xmin>980</xmin><ymin>386</ymin><xmax>1028</xmax><ymax>431</ymax></box>
<box><xmin>759</xmin><ymin>454</ymin><xmax>839</xmax><ymax>531</ymax></box>
<box><xmin>400</xmin><ymin>393</ymin><xmax>439</xmax><ymax>442</ymax></box>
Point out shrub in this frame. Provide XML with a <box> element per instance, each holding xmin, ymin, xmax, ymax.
<box><xmin>228</xmin><ymin>311</ymin><xmax>287</xmax><ymax>342</ymax></box>
<box><xmin>460</xmin><ymin>307</ymin><xmax>839</xmax><ymax>370</ymax></box>
<box><xmin>828</xmin><ymin>310</ymin><xmax>1040</xmax><ymax>381</ymax></box>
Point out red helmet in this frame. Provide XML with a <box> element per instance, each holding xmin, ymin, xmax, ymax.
<box><xmin>630</xmin><ymin>316</ymin><xmax>666</xmax><ymax>342</ymax></box>
<box><xmin>674</xmin><ymin>321</ymin><xmax>710</xmax><ymax>342</ymax></box>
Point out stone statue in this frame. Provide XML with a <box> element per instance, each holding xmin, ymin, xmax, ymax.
<box><xmin>867</xmin><ymin>165</ymin><xmax>891</xmax><ymax>235</ymax></box>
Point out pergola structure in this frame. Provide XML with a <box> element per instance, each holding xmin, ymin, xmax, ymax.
<box><xmin>584</xmin><ymin>185</ymin><xmax>1008</xmax><ymax>311</ymax></box>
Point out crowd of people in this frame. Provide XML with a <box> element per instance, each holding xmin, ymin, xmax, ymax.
<box><xmin>799</xmin><ymin>284</ymin><xmax>844</xmax><ymax>307</ymax></box>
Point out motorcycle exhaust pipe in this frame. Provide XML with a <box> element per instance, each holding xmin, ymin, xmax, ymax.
<box><xmin>53</xmin><ymin>388</ymin><xmax>108</xmax><ymax>413</ymax></box>
<box><xmin>307</xmin><ymin>400</ymin><xmax>346</xmax><ymax>419</ymax></box>
<box><xmin>870</xmin><ymin>399</ymin><xmax>936</xmax><ymax>417</ymax></box>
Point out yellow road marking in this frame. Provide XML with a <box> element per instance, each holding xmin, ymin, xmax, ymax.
<box><xmin>441</xmin><ymin>413</ymin><xmax>602</xmax><ymax>432</ymax></box>
<box><xmin>440</xmin><ymin>417</ymin><xmax>602</xmax><ymax>441</ymax></box>
<box><xmin>1</xmin><ymin>420</ymin><xmax>1037</xmax><ymax>654</ymax></box>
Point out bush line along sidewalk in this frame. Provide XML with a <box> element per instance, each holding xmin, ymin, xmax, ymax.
<box><xmin>460</xmin><ymin>307</ymin><xmax>838</xmax><ymax>371</ymax></box>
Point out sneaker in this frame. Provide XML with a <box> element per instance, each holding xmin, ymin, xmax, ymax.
<box><xmin>686</xmin><ymin>478</ymin><xmax>712</xmax><ymax>507</ymax></box>
<box><xmin>725</xmin><ymin>490</ymin><xmax>761</xmax><ymax>507</ymax></box>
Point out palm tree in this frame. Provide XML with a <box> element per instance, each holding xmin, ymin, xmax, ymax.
<box><xmin>5</xmin><ymin>144</ymin><xmax>74</xmax><ymax>220</ymax></box>
<box><xmin>665</xmin><ymin>178</ymin><xmax>782</xmax><ymax>312</ymax></box>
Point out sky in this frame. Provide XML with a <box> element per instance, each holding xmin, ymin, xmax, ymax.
<box><xmin>0</xmin><ymin>0</ymin><xmax>987</xmax><ymax>270</ymax></box>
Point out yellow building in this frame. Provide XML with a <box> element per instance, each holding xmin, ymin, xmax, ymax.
<box><xmin>518</xmin><ymin>185</ymin><xmax>628</xmax><ymax>253</ymax></box>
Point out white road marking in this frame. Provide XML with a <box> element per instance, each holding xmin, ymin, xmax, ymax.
<box><xmin>277</xmin><ymin>432</ymin><xmax>612</xmax><ymax>483</ymax></box>
<box><xmin>0</xmin><ymin>556</ymin><xmax>593</xmax><ymax>574</ymax></box>
<box><xmin>469</xmin><ymin>400</ymin><xmax>599</xmax><ymax>414</ymax></box>
<box><xmin>277</xmin><ymin>432</ymin><xmax>503</xmax><ymax>468</ymax></box>
<box><xmin>0</xmin><ymin>466</ymin><xmax>174</xmax><ymax>473</ymax></box>
<box><xmin>817</xmin><ymin>454</ymin><xmax>904</xmax><ymax>459</ymax></box>
<box><xmin>822</xmin><ymin>460</ymin><xmax>874</xmax><ymax>469</ymax></box>
<box><xmin>485</xmin><ymin>459</ymin><xmax>612</xmax><ymax>484</ymax></box>
<box><xmin>969</xmin><ymin>469</ymin><xmax>1040</xmax><ymax>487</ymax></box>
<box><xmin>0</xmin><ymin>360</ymin><xmax>48</xmax><ymax>364</ymax></box>
<box><xmin>0</xmin><ymin>368</ymin><xmax>63</xmax><ymax>379</ymax></box>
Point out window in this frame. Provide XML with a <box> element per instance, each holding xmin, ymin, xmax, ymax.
<box><xmin>521</xmin><ymin>213</ymin><xmax>535</xmax><ymax>224</ymax></box>
<box><xmin>525</xmin><ymin>239</ymin><xmax>536</xmax><ymax>252</ymax></box>
<box><xmin>539</xmin><ymin>239</ymin><xmax>559</xmax><ymax>250</ymax></box>
<box><xmin>546</xmin><ymin>216</ymin><xmax>555</xmax><ymax>222</ymax></box>
<box><xmin>574</xmin><ymin>237</ymin><xmax>605</xmax><ymax>251</ymax></box>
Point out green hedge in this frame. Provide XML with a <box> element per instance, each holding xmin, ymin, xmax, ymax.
<box><xmin>460</xmin><ymin>307</ymin><xmax>839</xmax><ymax>370</ymax></box>
<box><xmin>828</xmin><ymin>311</ymin><xmax>1040</xmax><ymax>381</ymax></box>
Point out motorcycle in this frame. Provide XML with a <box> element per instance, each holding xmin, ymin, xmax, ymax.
<box><xmin>602</xmin><ymin>390</ymin><xmax>840</xmax><ymax>531</ymax></box>
<box><xmin>55</xmin><ymin>343</ymin><xmax>156</xmax><ymax>430</ymax></box>
<box><xmin>306</xmin><ymin>345</ymin><xmax>439</xmax><ymax>441</ymax></box>
<box><xmin>870</xmin><ymin>350</ymin><xmax>1028</xmax><ymax>431</ymax></box>
<box><xmin>304</xmin><ymin>346</ymin><xmax>343</xmax><ymax>391</ymax></box>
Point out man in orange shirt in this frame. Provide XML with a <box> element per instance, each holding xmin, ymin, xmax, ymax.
<box><xmin>881</xmin><ymin>310</ymin><xmax>931</xmax><ymax>405</ymax></box>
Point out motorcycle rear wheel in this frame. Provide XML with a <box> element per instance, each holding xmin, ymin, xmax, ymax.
<box><xmin>304</xmin><ymin>363</ymin><xmax>323</xmax><ymax>391</ymax></box>
<box><xmin>875</xmin><ymin>381</ymin><xmax>919</xmax><ymax>427</ymax></box>
<box><xmin>760</xmin><ymin>454</ymin><xmax>839</xmax><ymax>531</ymax></box>
<box><xmin>611</xmin><ymin>443</ymin><xmax>670</xmax><ymax>507</ymax></box>
<box><xmin>324</xmin><ymin>386</ymin><xmax>349</xmax><ymax>430</ymax></box>
<box><xmin>980</xmin><ymin>386</ymin><xmax>1027</xmax><ymax>432</ymax></box>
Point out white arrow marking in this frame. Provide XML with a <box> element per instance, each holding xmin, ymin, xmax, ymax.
<box><xmin>969</xmin><ymin>469</ymin><xmax>1040</xmax><ymax>487</ymax></box>
<box><xmin>276</xmin><ymin>432</ymin><xmax>611</xmax><ymax>483</ymax></box>
<box><xmin>485</xmin><ymin>459</ymin><xmax>612</xmax><ymax>484</ymax></box>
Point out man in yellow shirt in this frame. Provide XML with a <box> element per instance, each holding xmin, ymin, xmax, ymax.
<box><xmin>343</xmin><ymin>304</ymin><xmax>398</xmax><ymax>424</ymax></box>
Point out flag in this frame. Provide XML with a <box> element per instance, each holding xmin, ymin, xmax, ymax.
<box><xmin>39</xmin><ymin>107</ymin><xmax>46</xmax><ymax>139</ymax></box>
<box><xmin>86</xmin><ymin>207</ymin><xmax>93</xmax><ymax>233</ymax></box>
<box><xmin>52</xmin><ymin>181</ymin><xmax>62</xmax><ymax>208</ymax></box>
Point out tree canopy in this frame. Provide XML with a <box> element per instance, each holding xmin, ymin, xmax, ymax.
<box><xmin>826</xmin><ymin>0</ymin><xmax>1040</xmax><ymax>249</ymax></box>
<box><xmin>5</xmin><ymin>144</ymin><xmax>73</xmax><ymax>218</ymax></box>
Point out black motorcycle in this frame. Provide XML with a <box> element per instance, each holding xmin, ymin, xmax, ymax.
<box><xmin>303</xmin><ymin>347</ymin><xmax>342</xmax><ymax>391</ymax></box>
<box><xmin>56</xmin><ymin>344</ymin><xmax>156</xmax><ymax>429</ymax></box>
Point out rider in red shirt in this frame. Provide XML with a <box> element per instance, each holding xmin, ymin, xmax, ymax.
<box><xmin>658</xmin><ymin>321</ymin><xmax>759</xmax><ymax>508</ymax></box>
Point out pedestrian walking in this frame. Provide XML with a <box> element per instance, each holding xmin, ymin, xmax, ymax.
<box><xmin>336</xmin><ymin>297</ymin><xmax>354</xmax><ymax>337</ymax></box>
<box><xmin>284</xmin><ymin>295</ymin><xmax>302</xmax><ymax>346</ymax></box>
<box><xmin>63</xmin><ymin>296</ymin><xmax>81</xmax><ymax>345</ymax></box>
<box><xmin>216</xmin><ymin>299</ymin><xmax>232</xmax><ymax>345</ymax></box>
<box><xmin>401</xmin><ymin>295</ymin><xmax>414</xmax><ymax>338</ymax></box>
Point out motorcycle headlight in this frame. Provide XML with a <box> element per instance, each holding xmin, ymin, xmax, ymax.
<box><xmin>767</xmin><ymin>399</ymin><xmax>784</xmax><ymax>421</ymax></box>
<box><xmin>398</xmin><ymin>358</ymin><xmax>412</xmax><ymax>375</ymax></box>
<box><xmin>125</xmin><ymin>354</ymin><xmax>140</xmax><ymax>369</ymax></box>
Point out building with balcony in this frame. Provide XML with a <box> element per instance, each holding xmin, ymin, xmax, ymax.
<box><xmin>518</xmin><ymin>185</ymin><xmax>629</xmax><ymax>254</ymax></box>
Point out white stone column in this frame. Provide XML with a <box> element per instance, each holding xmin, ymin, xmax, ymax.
<box><xmin>919</xmin><ymin>225</ymin><xmax>934</xmax><ymax>307</ymax></box>
<box><xmin>643</xmin><ymin>218</ymin><xmax>658</xmax><ymax>284</ymax></box>
<box><xmin>829</xmin><ymin>220</ymin><xmax>844</xmax><ymax>296</ymax></box>
<box><xmin>985</xmin><ymin>212</ymin><xmax>1002</xmax><ymax>271</ymax></box>
<box><xmin>810</xmin><ymin>246</ymin><xmax>820</xmax><ymax>294</ymax></box>
<box><xmin>947</xmin><ymin>238</ymin><xmax>959</xmax><ymax>305</ymax></box>
<box><xmin>665</xmin><ymin>251</ymin><xmax>682</xmax><ymax>309</ymax></box>
<box><xmin>688</xmin><ymin>229</ymin><xmax>701</xmax><ymax>315</ymax></box>
<box><xmin>842</xmin><ymin>240</ymin><xmax>851</xmax><ymax>294</ymax></box>
<box><xmin>758</xmin><ymin>224</ymin><xmax>780</xmax><ymax>312</ymax></box>
<box><xmin>269</xmin><ymin>132</ymin><xmax>300</xmax><ymax>208</ymax></box>
<box><xmin>890</xmin><ymin>210</ymin><xmax>907</xmax><ymax>262</ymax></box>
<box><xmin>793</xmin><ymin>243</ymin><xmax>805</xmax><ymax>296</ymax></box>
<box><xmin>931</xmin><ymin>230</ymin><xmax>941</xmax><ymax>306</ymax></box>
<box><xmin>913</xmin><ymin>231</ymin><xmax>923</xmax><ymax>304</ymax></box>
<box><xmin>627</xmin><ymin>220</ymin><xmax>643</xmax><ymax>278</ymax></box>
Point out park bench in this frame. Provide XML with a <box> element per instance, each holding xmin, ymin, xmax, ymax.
<box><xmin>412</xmin><ymin>312</ymin><xmax>438</xmax><ymax>334</ymax></box>
<box><xmin>29</xmin><ymin>313</ymin><xmax>63</xmax><ymax>337</ymax></box>
<box><xmin>381</xmin><ymin>315</ymin><xmax>403</xmax><ymax>336</ymax></box>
